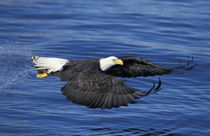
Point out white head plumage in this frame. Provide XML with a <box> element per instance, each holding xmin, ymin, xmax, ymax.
<box><xmin>99</xmin><ymin>56</ymin><xmax>123</xmax><ymax>71</ymax></box>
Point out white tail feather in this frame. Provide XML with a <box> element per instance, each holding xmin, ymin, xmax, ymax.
<box><xmin>32</xmin><ymin>56</ymin><xmax>69</xmax><ymax>73</ymax></box>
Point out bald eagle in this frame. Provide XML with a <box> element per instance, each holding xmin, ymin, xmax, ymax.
<box><xmin>32</xmin><ymin>56</ymin><xmax>195</xmax><ymax>109</ymax></box>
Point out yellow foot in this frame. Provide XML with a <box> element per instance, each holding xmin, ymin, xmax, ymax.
<box><xmin>36</xmin><ymin>73</ymin><xmax>48</xmax><ymax>79</ymax></box>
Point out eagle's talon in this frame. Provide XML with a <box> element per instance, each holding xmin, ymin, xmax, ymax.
<box><xmin>36</xmin><ymin>72</ymin><xmax>48</xmax><ymax>79</ymax></box>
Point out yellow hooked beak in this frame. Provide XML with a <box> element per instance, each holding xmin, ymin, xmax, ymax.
<box><xmin>114</xmin><ymin>59</ymin><xmax>123</xmax><ymax>65</ymax></box>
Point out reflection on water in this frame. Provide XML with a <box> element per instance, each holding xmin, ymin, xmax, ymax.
<box><xmin>91</xmin><ymin>127</ymin><xmax>183</xmax><ymax>136</ymax></box>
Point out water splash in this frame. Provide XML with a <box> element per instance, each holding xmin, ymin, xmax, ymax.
<box><xmin>0</xmin><ymin>45</ymin><xmax>35</xmax><ymax>89</ymax></box>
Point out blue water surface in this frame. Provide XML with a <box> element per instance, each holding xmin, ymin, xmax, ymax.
<box><xmin>0</xmin><ymin>0</ymin><xmax>210</xmax><ymax>135</ymax></box>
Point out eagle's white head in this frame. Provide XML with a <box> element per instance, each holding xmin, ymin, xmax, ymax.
<box><xmin>99</xmin><ymin>56</ymin><xmax>123</xmax><ymax>71</ymax></box>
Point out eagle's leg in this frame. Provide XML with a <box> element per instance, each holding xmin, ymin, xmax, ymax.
<box><xmin>36</xmin><ymin>70</ymin><xmax>48</xmax><ymax>78</ymax></box>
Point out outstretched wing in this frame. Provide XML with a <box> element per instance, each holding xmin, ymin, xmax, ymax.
<box><xmin>61</xmin><ymin>72</ymin><xmax>160</xmax><ymax>109</ymax></box>
<box><xmin>105</xmin><ymin>56</ymin><xmax>172</xmax><ymax>77</ymax></box>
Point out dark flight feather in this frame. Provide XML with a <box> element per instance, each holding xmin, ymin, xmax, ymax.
<box><xmin>105</xmin><ymin>56</ymin><xmax>196</xmax><ymax>78</ymax></box>
<box><xmin>61</xmin><ymin>69</ymin><xmax>161</xmax><ymax>109</ymax></box>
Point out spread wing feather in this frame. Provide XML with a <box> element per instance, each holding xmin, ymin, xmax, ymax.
<box><xmin>61</xmin><ymin>72</ymin><xmax>154</xmax><ymax>109</ymax></box>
